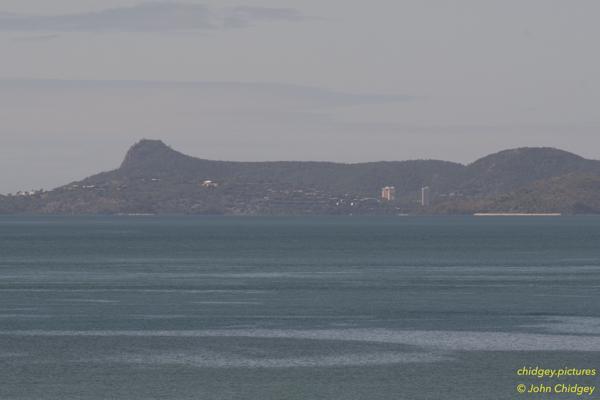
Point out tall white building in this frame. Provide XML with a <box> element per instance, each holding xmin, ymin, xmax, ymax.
<box><xmin>381</xmin><ymin>186</ymin><xmax>395</xmax><ymax>201</ymax></box>
<box><xmin>421</xmin><ymin>186</ymin><xmax>431</xmax><ymax>207</ymax></box>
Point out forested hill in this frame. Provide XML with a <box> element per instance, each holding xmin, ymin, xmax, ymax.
<box><xmin>2</xmin><ymin>139</ymin><xmax>600</xmax><ymax>215</ymax></box>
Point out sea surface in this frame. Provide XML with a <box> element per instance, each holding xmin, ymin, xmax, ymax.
<box><xmin>1</xmin><ymin>216</ymin><xmax>599</xmax><ymax>399</ymax></box>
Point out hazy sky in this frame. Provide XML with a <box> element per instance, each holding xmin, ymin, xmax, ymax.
<box><xmin>1</xmin><ymin>1</ymin><xmax>599</xmax><ymax>193</ymax></box>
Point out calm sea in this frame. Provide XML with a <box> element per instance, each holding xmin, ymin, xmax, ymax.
<box><xmin>1</xmin><ymin>216</ymin><xmax>599</xmax><ymax>399</ymax></box>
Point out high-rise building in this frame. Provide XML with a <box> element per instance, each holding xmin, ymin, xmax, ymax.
<box><xmin>381</xmin><ymin>186</ymin><xmax>395</xmax><ymax>201</ymax></box>
<box><xmin>421</xmin><ymin>186</ymin><xmax>431</xmax><ymax>207</ymax></box>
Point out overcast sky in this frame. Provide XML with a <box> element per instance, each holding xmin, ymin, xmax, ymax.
<box><xmin>1</xmin><ymin>0</ymin><xmax>599</xmax><ymax>193</ymax></box>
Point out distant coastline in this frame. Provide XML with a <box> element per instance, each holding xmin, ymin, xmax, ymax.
<box><xmin>473</xmin><ymin>213</ymin><xmax>562</xmax><ymax>217</ymax></box>
<box><xmin>1</xmin><ymin>140</ymin><xmax>600</xmax><ymax>216</ymax></box>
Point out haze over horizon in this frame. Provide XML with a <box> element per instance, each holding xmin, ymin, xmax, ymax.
<box><xmin>2</xmin><ymin>1</ymin><xmax>600</xmax><ymax>193</ymax></box>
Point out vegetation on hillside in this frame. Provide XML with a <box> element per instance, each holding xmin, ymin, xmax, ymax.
<box><xmin>2</xmin><ymin>140</ymin><xmax>600</xmax><ymax>215</ymax></box>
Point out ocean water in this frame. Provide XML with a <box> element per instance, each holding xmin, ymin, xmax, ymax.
<box><xmin>1</xmin><ymin>216</ymin><xmax>599</xmax><ymax>399</ymax></box>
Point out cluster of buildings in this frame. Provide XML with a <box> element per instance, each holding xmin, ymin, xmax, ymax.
<box><xmin>14</xmin><ymin>189</ymin><xmax>45</xmax><ymax>197</ymax></box>
<box><xmin>381</xmin><ymin>185</ymin><xmax>431</xmax><ymax>207</ymax></box>
<box><xmin>201</xmin><ymin>180</ymin><xmax>219</xmax><ymax>188</ymax></box>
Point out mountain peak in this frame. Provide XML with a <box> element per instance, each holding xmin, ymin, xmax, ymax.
<box><xmin>119</xmin><ymin>139</ymin><xmax>186</xmax><ymax>171</ymax></box>
<box><xmin>462</xmin><ymin>146</ymin><xmax>595</xmax><ymax>195</ymax></box>
<box><xmin>473</xmin><ymin>147</ymin><xmax>584</xmax><ymax>163</ymax></box>
<box><xmin>127</xmin><ymin>138</ymin><xmax>170</xmax><ymax>153</ymax></box>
